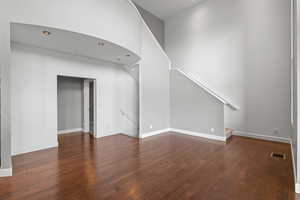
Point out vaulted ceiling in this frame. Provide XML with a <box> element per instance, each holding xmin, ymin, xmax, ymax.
<box><xmin>133</xmin><ymin>0</ymin><xmax>206</xmax><ymax>19</ymax></box>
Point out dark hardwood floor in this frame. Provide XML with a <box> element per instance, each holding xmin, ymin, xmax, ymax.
<box><xmin>0</xmin><ymin>132</ymin><xmax>297</xmax><ymax>200</ymax></box>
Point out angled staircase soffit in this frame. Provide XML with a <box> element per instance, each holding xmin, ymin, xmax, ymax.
<box><xmin>172</xmin><ymin>68</ymin><xmax>240</xmax><ymax>111</ymax></box>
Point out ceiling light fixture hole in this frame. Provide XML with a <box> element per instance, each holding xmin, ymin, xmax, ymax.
<box><xmin>42</xmin><ymin>31</ymin><xmax>51</xmax><ymax>36</ymax></box>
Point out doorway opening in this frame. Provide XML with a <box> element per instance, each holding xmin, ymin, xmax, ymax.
<box><xmin>89</xmin><ymin>81</ymin><xmax>95</xmax><ymax>134</ymax></box>
<box><xmin>57</xmin><ymin>75</ymin><xmax>97</xmax><ymax>145</ymax></box>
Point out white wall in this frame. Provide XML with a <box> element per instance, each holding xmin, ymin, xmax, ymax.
<box><xmin>295</xmin><ymin>0</ymin><xmax>300</xmax><ymax>184</ymax></box>
<box><xmin>0</xmin><ymin>2</ymin><xmax>11</xmax><ymax>169</ymax></box>
<box><xmin>166</xmin><ymin>0</ymin><xmax>291</xmax><ymax>139</ymax></box>
<box><xmin>11</xmin><ymin>43</ymin><xmax>138</xmax><ymax>155</ymax></box>
<box><xmin>118</xmin><ymin>72</ymin><xmax>140</xmax><ymax>137</ymax></box>
<box><xmin>83</xmin><ymin>80</ymin><xmax>91</xmax><ymax>133</ymax></box>
<box><xmin>139</xmin><ymin>25</ymin><xmax>170</xmax><ymax>135</ymax></box>
<box><xmin>170</xmin><ymin>70</ymin><xmax>224</xmax><ymax>136</ymax></box>
<box><xmin>292</xmin><ymin>0</ymin><xmax>298</xmax><ymax>182</ymax></box>
<box><xmin>134</xmin><ymin>3</ymin><xmax>165</xmax><ymax>48</ymax></box>
<box><xmin>0</xmin><ymin>0</ymin><xmax>143</xmax><ymax>168</ymax></box>
<box><xmin>57</xmin><ymin>77</ymin><xmax>83</xmax><ymax>131</ymax></box>
<box><xmin>0</xmin><ymin>0</ymin><xmax>171</xmax><ymax>164</ymax></box>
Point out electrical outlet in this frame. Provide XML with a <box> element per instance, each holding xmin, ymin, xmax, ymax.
<box><xmin>150</xmin><ymin>125</ymin><xmax>153</xmax><ymax>129</ymax></box>
<box><xmin>210</xmin><ymin>128</ymin><xmax>215</xmax><ymax>133</ymax></box>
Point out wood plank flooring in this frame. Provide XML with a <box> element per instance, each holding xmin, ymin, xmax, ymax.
<box><xmin>0</xmin><ymin>132</ymin><xmax>296</xmax><ymax>200</ymax></box>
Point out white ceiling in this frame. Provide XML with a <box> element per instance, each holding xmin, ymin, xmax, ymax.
<box><xmin>133</xmin><ymin>0</ymin><xmax>206</xmax><ymax>19</ymax></box>
<box><xmin>11</xmin><ymin>23</ymin><xmax>140</xmax><ymax>66</ymax></box>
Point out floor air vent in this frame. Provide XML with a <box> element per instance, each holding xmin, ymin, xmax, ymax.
<box><xmin>271</xmin><ymin>152</ymin><xmax>286</xmax><ymax>160</ymax></box>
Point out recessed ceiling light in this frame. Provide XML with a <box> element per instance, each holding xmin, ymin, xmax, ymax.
<box><xmin>98</xmin><ymin>42</ymin><xmax>105</xmax><ymax>46</ymax></box>
<box><xmin>42</xmin><ymin>31</ymin><xmax>51</xmax><ymax>36</ymax></box>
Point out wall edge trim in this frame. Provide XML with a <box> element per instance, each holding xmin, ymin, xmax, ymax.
<box><xmin>0</xmin><ymin>168</ymin><xmax>12</xmax><ymax>177</ymax></box>
<box><xmin>58</xmin><ymin>128</ymin><xmax>84</xmax><ymax>135</ymax></box>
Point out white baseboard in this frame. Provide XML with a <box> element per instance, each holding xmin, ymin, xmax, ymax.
<box><xmin>290</xmin><ymin>140</ymin><xmax>297</xmax><ymax>187</ymax></box>
<box><xmin>122</xmin><ymin>132</ymin><xmax>139</xmax><ymax>138</ymax></box>
<box><xmin>170</xmin><ymin>128</ymin><xmax>226</xmax><ymax>142</ymax></box>
<box><xmin>233</xmin><ymin>131</ymin><xmax>290</xmax><ymax>143</ymax></box>
<box><xmin>58</xmin><ymin>128</ymin><xmax>83</xmax><ymax>134</ymax></box>
<box><xmin>121</xmin><ymin>133</ymin><xmax>139</xmax><ymax>138</ymax></box>
<box><xmin>226</xmin><ymin>132</ymin><xmax>232</xmax><ymax>140</ymax></box>
<box><xmin>13</xmin><ymin>141</ymin><xmax>59</xmax><ymax>156</ymax></box>
<box><xmin>290</xmin><ymin>140</ymin><xmax>299</xmax><ymax>194</ymax></box>
<box><xmin>140</xmin><ymin>128</ymin><xmax>171</xmax><ymax>139</ymax></box>
<box><xmin>83</xmin><ymin>129</ymin><xmax>90</xmax><ymax>133</ymax></box>
<box><xmin>0</xmin><ymin>168</ymin><xmax>12</xmax><ymax>177</ymax></box>
<box><xmin>296</xmin><ymin>182</ymin><xmax>300</xmax><ymax>194</ymax></box>
<box><xmin>140</xmin><ymin>128</ymin><xmax>227</xmax><ymax>142</ymax></box>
